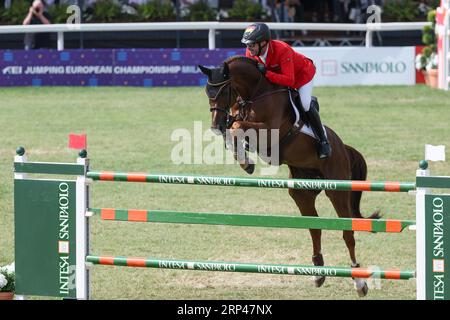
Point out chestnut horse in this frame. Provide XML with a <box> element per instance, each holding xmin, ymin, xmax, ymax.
<box><xmin>199</xmin><ymin>56</ymin><xmax>380</xmax><ymax>297</ymax></box>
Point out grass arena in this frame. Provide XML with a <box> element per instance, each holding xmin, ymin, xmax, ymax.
<box><xmin>1</xmin><ymin>85</ymin><xmax>450</xmax><ymax>300</ymax></box>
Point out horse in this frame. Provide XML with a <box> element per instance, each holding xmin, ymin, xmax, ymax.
<box><xmin>198</xmin><ymin>56</ymin><xmax>380</xmax><ymax>297</ymax></box>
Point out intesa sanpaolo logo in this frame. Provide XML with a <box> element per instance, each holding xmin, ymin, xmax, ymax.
<box><xmin>341</xmin><ymin>61</ymin><xmax>407</xmax><ymax>74</ymax></box>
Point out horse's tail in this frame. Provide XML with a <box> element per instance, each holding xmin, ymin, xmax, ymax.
<box><xmin>345</xmin><ymin>145</ymin><xmax>381</xmax><ymax>220</ymax></box>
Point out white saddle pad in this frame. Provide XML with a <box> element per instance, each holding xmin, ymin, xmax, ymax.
<box><xmin>288</xmin><ymin>91</ymin><xmax>328</xmax><ymax>141</ymax></box>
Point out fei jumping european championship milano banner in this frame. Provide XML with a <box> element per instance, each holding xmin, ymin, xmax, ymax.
<box><xmin>0</xmin><ymin>48</ymin><xmax>244</xmax><ymax>87</ymax></box>
<box><xmin>0</xmin><ymin>47</ymin><xmax>416</xmax><ymax>87</ymax></box>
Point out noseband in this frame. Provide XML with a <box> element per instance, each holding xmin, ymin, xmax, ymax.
<box><xmin>207</xmin><ymin>78</ymin><xmax>237</xmax><ymax>129</ymax></box>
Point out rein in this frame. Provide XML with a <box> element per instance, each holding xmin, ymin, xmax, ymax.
<box><xmin>237</xmin><ymin>72</ymin><xmax>288</xmax><ymax>110</ymax></box>
<box><xmin>237</xmin><ymin>84</ymin><xmax>288</xmax><ymax>121</ymax></box>
<box><xmin>245</xmin><ymin>88</ymin><xmax>288</xmax><ymax>104</ymax></box>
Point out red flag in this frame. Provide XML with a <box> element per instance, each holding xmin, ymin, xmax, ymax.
<box><xmin>68</xmin><ymin>134</ymin><xmax>87</xmax><ymax>149</ymax></box>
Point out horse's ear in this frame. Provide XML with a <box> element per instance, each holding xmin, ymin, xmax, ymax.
<box><xmin>198</xmin><ymin>65</ymin><xmax>212</xmax><ymax>78</ymax></box>
<box><xmin>222</xmin><ymin>62</ymin><xmax>229</xmax><ymax>79</ymax></box>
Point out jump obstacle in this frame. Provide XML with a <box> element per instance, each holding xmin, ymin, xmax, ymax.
<box><xmin>12</xmin><ymin>147</ymin><xmax>450</xmax><ymax>300</ymax></box>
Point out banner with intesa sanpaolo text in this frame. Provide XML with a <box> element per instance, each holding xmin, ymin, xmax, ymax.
<box><xmin>0</xmin><ymin>47</ymin><xmax>418</xmax><ymax>87</ymax></box>
<box><xmin>296</xmin><ymin>47</ymin><xmax>416</xmax><ymax>86</ymax></box>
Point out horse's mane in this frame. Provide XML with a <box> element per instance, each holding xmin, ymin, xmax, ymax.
<box><xmin>224</xmin><ymin>55</ymin><xmax>258</xmax><ymax>67</ymax></box>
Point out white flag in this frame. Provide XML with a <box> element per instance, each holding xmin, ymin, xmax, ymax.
<box><xmin>425</xmin><ymin>144</ymin><xmax>446</xmax><ymax>161</ymax></box>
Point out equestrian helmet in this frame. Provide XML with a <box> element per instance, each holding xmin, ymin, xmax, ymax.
<box><xmin>241</xmin><ymin>23</ymin><xmax>271</xmax><ymax>45</ymax></box>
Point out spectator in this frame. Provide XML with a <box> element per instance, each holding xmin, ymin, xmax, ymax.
<box><xmin>417</xmin><ymin>0</ymin><xmax>432</xmax><ymax>17</ymax></box>
<box><xmin>340</xmin><ymin>0</ymin><xmax>352</xmax><ymax>22</ymax></box>
<box><xmin>287</xmin><ymin>0</ymin><xmax>302</xmax><ymax>36</ymax></box>
<box><xmin>287</xmin><ymin>0</ymin><xmax>301</xmax><ymax>23</ymax></box>
<box><xmin>360</xmin><ymin>0</ymin><xmax>383</xmax><ymax>23</ymax></box>
<box><xmin>274</xmin><ymin>0</ymin><xmax>302</xmax><ymax>36</ymax></box>
<box><xmin>311</xmin><ymin>0</ymin><xmax>337</xmax><ymax>22</ymax></box>
<box><xmin>293</xmin><ymin>0</ymin><xmax>305</xmax><ymax>23</ymax></box>
<box><xmin>23</xmin><ymin>0</ymin><xmax>52</xmax><ymax>50</ymax></box>
<box><xmin>347</xmin><ymin>0</ymin><xmax>363</xmax><ymax>23</ymax></box>
<box><xmin>347</xmin><ymin>0</ymin><xmax>383</xmax><ymax>23</ymax></box>
<box><xmin>331</xmin><ymin>0</ymin><xmax>344</xmax><ymax>22</ymax></box>
<box><xmin>275</xmin><ymin>0</ymin><xmax>289</xmax><ymax>23</ymax></box>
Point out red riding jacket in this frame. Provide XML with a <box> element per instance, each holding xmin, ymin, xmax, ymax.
<box><xmin>245</xmin><ymin>40</ymin><xmax>316</xmax><ymax>88</ymax></box>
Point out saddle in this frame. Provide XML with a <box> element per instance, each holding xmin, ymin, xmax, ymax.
<box><xmin>288</xmin><ymin>88</ymin><xmax>319</xmax><ymax>128</ymax></box>
<box><xmin>272</xmin><ymin>89</ymin><xmax>323</xmax><ymax>157</ymax></box>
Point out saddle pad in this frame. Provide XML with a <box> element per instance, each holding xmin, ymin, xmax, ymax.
<box><xmin>288</xmin><ymin>90</ymin><xmax>328</xmax><ymax>141</ymax></box>
<box><xmin>300</xmin><ymin>124</ymin><xmax>326</xmax><ymax>140</ymax></box>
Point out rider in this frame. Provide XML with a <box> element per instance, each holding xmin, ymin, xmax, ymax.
<box><xmin>241</xmin><ymin>23</ymin><xmax>331</xmax><ymax>159</ymax></box>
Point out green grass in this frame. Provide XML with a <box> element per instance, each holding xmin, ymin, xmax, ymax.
<box><xmin>1</xmin><ymin>85</ymin><xmax>450</xmax><ymax>300</ymax></box>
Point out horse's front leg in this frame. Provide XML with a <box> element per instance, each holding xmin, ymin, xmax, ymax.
<box><xmin>228</xmin><ymin>121</ymin><xmax>271</xmax><ymax>175</ymax></box>
<box><xmin>228</xmin><ymin>121</ymin><xmax>254</xmax><ymax>174</ymax></box>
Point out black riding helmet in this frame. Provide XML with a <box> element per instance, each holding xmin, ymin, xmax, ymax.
<box><xmin>241</xmin><ymin>23</ymin><xmax>271</xmax><ymax>45</ymax></box>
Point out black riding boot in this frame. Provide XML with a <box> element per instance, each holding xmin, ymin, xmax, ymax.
<box><xmin>305</xmin><ymin>103</ymin><xmax>331</xmax><ymax>159</ymax></box>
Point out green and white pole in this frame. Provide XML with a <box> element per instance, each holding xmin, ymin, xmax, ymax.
<box><xmin>87</xmin><ymin>171</ymin><xmax>416</xmax><ymax>192</ymax></box>
<box><xmin>85</xmin><ymin>255</ymin><xmax>415</xmax><ymax>280</ymax></box>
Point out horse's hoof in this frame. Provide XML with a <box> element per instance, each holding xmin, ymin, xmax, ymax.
<box><xmin>244</xmin><ymin>163</ymin><xmax>255</xmax><ymax>175</ymax></box>
<box><xmin>312</xmin><ymin>254</ymin><xmax>325</xmax><ymax>287</ymax></box>
<box><xmin>355</xmin><ymin>280</ymin><xmax>368</xmax><ymax>297</ymax></box>
<box><xmin>314</xmin><ymin>276</ymin><xmax>326</xmax><ymax>288</ymax></box>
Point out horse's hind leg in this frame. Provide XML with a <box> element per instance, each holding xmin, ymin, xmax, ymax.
<box><xmin>288</xmin><ymin>186</ymin><xmax>325</xmax><ymax>287</ymax></box>
<box><xmin>325</xmin><ymin>190</ymin><xmax>369</xmax><ymax>297</ymax></box>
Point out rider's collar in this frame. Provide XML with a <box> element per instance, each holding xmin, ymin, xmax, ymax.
<box><xmin>258</xmin><ymin>42</ymin><xmax>269</xmax><ymax>64</ymax></box>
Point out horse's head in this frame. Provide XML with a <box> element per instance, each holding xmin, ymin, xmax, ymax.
<box><xmin>198</xmin><ymin>63</ymin><xmax>236</xmax><ymax>135</ymax></box>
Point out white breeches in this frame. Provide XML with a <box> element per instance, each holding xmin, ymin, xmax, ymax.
<box><xmin>298</xmin><ymin>77</ymin><xmax>314</xmax><ymax>112</ymax></box>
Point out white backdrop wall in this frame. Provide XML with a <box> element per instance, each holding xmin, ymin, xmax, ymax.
<box><xmin>296</xmin><ymin>47</ymin><xmax>416</xmax><ymax>86</ymax></box>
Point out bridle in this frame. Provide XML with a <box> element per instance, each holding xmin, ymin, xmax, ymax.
<box><xmin>207</xmin><ymin>78</ymin><xmax>237</xmax><ymax>130</ymax></box>
<box><xmin>207</xmin><ymin>78</ymin><xmax>233</xmax><ymax>115</ymax></box>
<box><xmin>207</xmin><ymin>68</ymin><xmax>288</xmax><ymax>130</ymax></box>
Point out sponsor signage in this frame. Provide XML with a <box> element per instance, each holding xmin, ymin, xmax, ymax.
<box><xmin>297</xmin><ymin>47</ymin><xmax>416</xmax><ymax>86</ymax></box>
<box><xmin>425</xmin><ymin>194</ymin><xmax>450</xmax><ymax>300</ymax></box>
<box><xmin>14</xmin><ymin>179</ymin><xmax>77</xmax><ymax>298</ymax></box>
<box><xmin>1</xmin><ymin>47</ymin><xmax>416</xmax><ymax>87</ymax></box>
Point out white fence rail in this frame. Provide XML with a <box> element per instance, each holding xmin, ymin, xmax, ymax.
<box><xmin>0</xmin><ymin>21</ymin><xmax>430</xmax><ymax>51</ymax></box>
